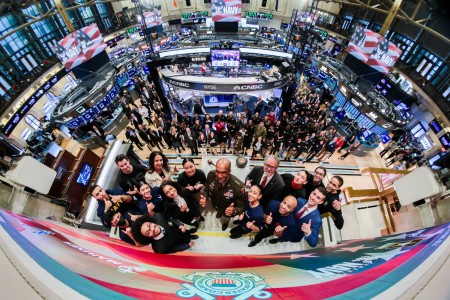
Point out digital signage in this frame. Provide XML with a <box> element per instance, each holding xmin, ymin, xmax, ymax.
<box><xmin>52</xmin><ymin>24</ymin><xmax>107</xmax><ymax>70</ymax></box>
<box><xmin>210</xmin><ymin>49</ymin><xmax>240</xmax><ymax>67</ymax></box>
<box><xmin>345</xmin><ymin>26</ymin><xmax>381</xmax><ymax>63</ymax></box>
<box><xmin>181</xmin><ymin>11</ymin><xmax>208</xmax><ymax>20</ymax></box>
<box><xmin>212</xmin><ymin>0</ymin><xmax>242</xmax><ymax>22</ymax></box>
<box><xmin>246</xmin><ymin>12</ymin><xmax>273</xmax><ymax>20</ymax></box>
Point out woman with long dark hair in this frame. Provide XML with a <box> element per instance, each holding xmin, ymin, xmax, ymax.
<box><xmin>159</xmin><ymin>181</ymin><xmax>204</xmax><ymax>228</ymax></box>
<box><xmin>177</xmin><ymin>158</ymin><xmax>206</xmax><ymax>200</ymax></box>
<box><xmin>145</xmin><ymin>151</ymin><xmax>178</xmax><ymax>188</ymax></box>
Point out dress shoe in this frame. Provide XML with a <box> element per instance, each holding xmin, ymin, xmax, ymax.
<box><xmin>188</xmin><ymin>228</ymin><xmax>197</xmax><ymax>234</ymax></box>
<box><xmin>248</xmin><ymin>241</ymin><xmax>258</xmax><ymax>247</ymax></box>
<box><xmin>233</xmin><ymin>220</ymin><xmax>240</xmax><ymax>225</ymax></box>
<box><xmin>199</xmin><ymin>216</ymin><xmax>205</xmax><ymax>222</ymax></box>
<box><xmin>216</xmin><ymin>212</ymin><xmax>222</xmax><ymax>218</ymax></box>
<box><xmin>190</xmin><ymin>234</ymin><xmax>199</xmax><ymax>240</ymax></box>
<box><xmin>193</xmin><ymin>221</ymin><xmax>200</xmax><ymax>228</ymax></box>
<box><xmin>269</xmin><ymin>238</ymin><xmax>279</xmax><ymax>244</ymax></box>
<box><xmin>221</xmin><ymin>223</ymin><xmax>228</xmax><ymax>231</ymax></box>
<box><xmin>229</xmin><ymin>234</ymin><xmax>241</xmax><ymax>239</ymax></box>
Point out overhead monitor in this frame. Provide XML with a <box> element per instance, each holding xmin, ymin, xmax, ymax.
<box><xmin>210</xmin><ymin>49</ymin><xmax>240</xmax><ymax>67</ymax></box>
<box><xmin>212</xmin><ymin>0</ymin><xmax>242</xmax><ymax>22</ymax></box>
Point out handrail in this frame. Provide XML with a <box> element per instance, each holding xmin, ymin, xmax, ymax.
<box><xmin>361</xmin><ymin>167</ymin><xmax>410</xmax><ymax>175</ymax></box>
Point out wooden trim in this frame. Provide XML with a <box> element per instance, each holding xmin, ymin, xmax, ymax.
<box><xmin>361</xmin><ymin>167</ymin><xmax>410</xmax><ymax>175</ymax></box>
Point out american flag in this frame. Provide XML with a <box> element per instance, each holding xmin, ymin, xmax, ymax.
<box><xmin>367</xmin><ymin>38</ymin><xmax>402</xmax><ymax>74</ymax></box>
<box><xmin>212</xmin><ymin>0</ymin><xmax>242</xmax><ymax>22</ymax></box>
<box><xmin>212</xmin><ymin>278</ymin><xmax>236</xmax><ymax>287</ymax></box>
<box><xmin>346</xmin><ymin>27</ymin><xmax>381</xmax><ymax>63</ymax></box>
<box><xmin>76</xmin><ymin>24</ymin><xmax>107</xmax><ymax>60</ymax></box>
<box><xmin>52</xmin><ymin>33</ymin><xmax>86</xmax><ymax>70</ymax></box>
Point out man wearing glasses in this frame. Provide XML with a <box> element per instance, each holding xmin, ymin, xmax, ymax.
<box><xmin>304</xmin><ymin>166</ymin><xmax>326</xmax><ymax>198</ymax></box>
<box><xmin>200</xmin><ymin>158</ymin><xmax>245</xmax><ymax>231</ymax></box>
<box><xmin>245</xmin><ymin>155</ymin><xmax>285</xmax><ymax>207</ymax></box>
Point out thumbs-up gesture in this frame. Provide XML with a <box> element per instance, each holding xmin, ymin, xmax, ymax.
<box><xmin>225</xmin><ymin>202</ymin><xmax>235</xmax><ymax>217</ymax></box>
<box><xmin>246</xmin><ymin>220</ymin><xmax>255</xmax><ymax>230</ymax></box>
<box><xmin>238</xmin><ymin>212</ymin><xmax>244</xmax><ymax>221</ymax></box>
<box><xmin>274</xmin><ymin>225</ymin><xmax>287</xmax><ymax>237</ymax></box>
<box><xmin>174</xmin><ymin>165</ymin><xmax>179</xmax><ymax>173</ymax></box>
<box><xmin>180</xmin><ymin>203</ymin><xmax>188</xmax><ymax>212</ymax></box>
<box><xmin>245</xmin><ymin>179</ymin><xmax>252</xmax><ymax>188</ymax></box>
<box><xmin>301</xmin><ymin>219</ymin><xmax>312</xmax><ymax>236</ymax></box>
<box><xmin>265</xmin><ymin>212</ymin><xmax>273</xmax><ymax>225</ymax></box>
<box><xmin>332</xmin><ymin>200</ymin><xmax>341</xmax><ymax>211</ymax></box>
<box><xmin>199</xmin><ymin>195</ymin><xmax>207</xmax><ymax>207</ymax></box>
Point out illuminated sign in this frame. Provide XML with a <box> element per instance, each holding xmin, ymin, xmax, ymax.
<box><xmin>246</xmin><ymin>12</ymin><xmax>273</xmax><ymax>20</ymax></box>
<box><xmin>351</xmin><ymin>98</ymin><xmax>362</xmax><ymax>107</ymax></box>
<box><xmin>366</xmin><ymin>112</ymin><xmax>379</xmax><ymax>122</ymax></box>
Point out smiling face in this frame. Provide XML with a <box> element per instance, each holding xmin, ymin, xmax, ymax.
<box><xmin>326</xmin><ymin>177</ymin><xmax>341</xmax><ymax>194</ymax></box>
<box><xmin>183</xmin><ymin>161</ymin><xmax>196</xmax><ymax>177</ymax></box>
<box><xmin>91</xmin><ymin>186</ymin><xmax>109</xmax><ymax>201</ymax></box>
<box><xmin>248</xmin><ymin>185</ymin><xmax>262</xmax><ymax>204</ymax></box>
<box><xmin>279</xmin><ymin>196</ymin><xmax>297</xmax><ymax>216</ymax></box>
<box><xmin>263</xmin><ymin>157</ymin><xmax>278</xmax><ymax>176</ymax></box>
<box><xmin>117</xmin><ymin>158</ymin><xmax>133</xmax><ymax>174</ymax></box>
<box><xmin>153</xmin><ymin>155</ymin><xmax>164</xmax><ymax>171</ymax></box>
<box><xmin>139</xmin><ymin>183</ymin><xmax>152</xmax><ymax>200</ymax></box>
<box><xmin>141</xmin><ymin>222</ymin><xmax>161</xmax><ymax>238</ymax></box>
<box><xmin>308</xmin><ymin>188</ymin><xmax>326</xmax><ymax>208</ymax></box>
<box><xmin>162</xmin><ymin>184</ymin><xmax>178</xmax><ymax>199</ymax></box>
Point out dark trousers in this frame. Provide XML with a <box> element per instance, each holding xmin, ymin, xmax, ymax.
<box><xmin>253</xmin><ymin>224</ymin><xmax>273</xmax><ymax>243</ymax></box>
<box><xmin>230</xmin><ymin>225</ymin><xmax>251</xmax><ymax>238</ymax></box>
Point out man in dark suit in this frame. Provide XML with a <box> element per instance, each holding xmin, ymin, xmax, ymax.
<box><xmin>131</xmin><ymin>213</ymin><xmax>197</xmax><ymax>253</ymax></box>
<box><xmin>273</xmin><ymin>187</ymin><xmax>326</xmax><ymax>247</ymax></box>
<box><xmin>245</xmin><ymin>155</ymin><xmax>284</xmax><ymax>207</ymax></box>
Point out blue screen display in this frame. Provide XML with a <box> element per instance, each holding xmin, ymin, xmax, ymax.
<box><xmin>76</xmin><ymin>163</ymin><xmax>94</xmax><ymax>187</ymax></box>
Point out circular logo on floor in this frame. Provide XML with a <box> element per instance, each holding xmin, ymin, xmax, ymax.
<box><xmin>177</xmin><ymin>272</ymin><xmax>271</xmax><ymax>299</ymax></box>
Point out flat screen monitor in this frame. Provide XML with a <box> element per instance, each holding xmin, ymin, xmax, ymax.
<box><xmin>210</xmin><ymin>49</ymin><xmax>240</xmax><ymax>67</ymax></box>
<box><xmin>438</xmin><ymin>132</ymin><xmax>450</xmax><ymax>149</ymax></box>
<box><xmin>429</xmin><ymin>119</ymin><xmax>443</xmax><ymax>134</ymax></box>
<box><xmin>76</xmin><ymin>163</ymin><xmax>94</xmax><ymax>187</ymax></box>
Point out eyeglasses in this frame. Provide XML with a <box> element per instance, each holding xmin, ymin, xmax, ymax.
<box><xmin>264</xmin><ymin>163</ymin><xmax>277</xmax><ymax>170</ymax></box>
<box><xmin>314</xmin><ymin>171</ymin><xmax>325</xmax><ymax>177</ymax></box>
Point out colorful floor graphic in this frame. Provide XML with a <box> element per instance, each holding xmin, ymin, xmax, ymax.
<box><xmin>0</xmin><ymin>209</ymin><xmax>449</xmax><ymax>299</ymax></box>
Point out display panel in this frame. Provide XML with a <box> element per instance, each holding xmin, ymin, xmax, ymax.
<box><xmin>345</xmin><ymin>26</ymin><xmax>381</xmax><ymax>63</ymax></box>
<box><xmin>76</xmin><ymin>163</ymin><xmax>94</xmax><ymax>187</ymax></box>
<box><xmin>334</xmin><ymin>91</ymin><xmax>348</xmax><ymax>106</ymax></box>
<box><xmin>52</xmin><ymin>24</ymin><xmax>106</xmax><ymax>70</ymax></box>
<box><xmin>439</xmin><ymin>132</ymin><xmax>450</xmax><ymax>149</ymax></box>
<box><xmin>343</xmin><ymin>101</ymin><xmax>360</xmax><ymax>119</ymax></box>
<box><xmin>429</xmin><ymin>119</ymin><xmax>443</xmax><ymax>134</ymax></box>
<box><xmin>204</xmin><ymin>94</ymin><xmax>236</xmax><ymax>107</ymax></box>
<box><xmin>210</xmin><ymin>49</ymin><xmax>240</xmax><ymax>67</ymax></box>
<box><xmin>246</xmin><ymin>12</ymin><xmax>273</xmax><ymax>19</ymax></box>
<box><xmin>181</xmin><ymin>11</ymin><xmax>208</xmax><ymax>19</ymax></box>
<box><xmin>356</xmin><ymin>113</ymin><xmax>375</xmax><ymax>129</ymax></box>
<box><xmin>366</xmin><ymin>37</ymin><xmax>402</xmax><ymax>75</ymax></box>
<box><xmin>212</xmin><ymin>0</ymin><xmax>242</xmax><ymax>22</ymax></box>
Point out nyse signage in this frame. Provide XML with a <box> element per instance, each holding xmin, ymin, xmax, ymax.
<box><xmin>162</xmin><ymin>75</ymin><xmax>289</xmax><ymax>92</ymax></box>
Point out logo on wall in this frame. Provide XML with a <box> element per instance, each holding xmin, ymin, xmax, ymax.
<box><xmin>177</xmin><ymin>272</ymin><xmax>271</xmax><ymax>299</ymax></box>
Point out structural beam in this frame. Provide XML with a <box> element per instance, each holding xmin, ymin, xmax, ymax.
<box><xmin>55</xmin><ymin>0</ymin><xmax>75</xmax><ymax>32</ymax></box>
<box><xmin>380</xmin><ymin>0</ymin><xmax>403</xmax><ymax>36</ymax></box>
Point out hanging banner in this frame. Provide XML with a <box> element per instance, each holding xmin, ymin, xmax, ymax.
<box><xmin>345</xmin><ymin>26</ymin><xmax>381</xmax><ymax>63</ymax></box>
<box><xmin>366</xmin><ymin>37</ymin><xmax>403</xmax><ymax>75</ymax></box>
<box><xmin>211</xmin><ymin>0</ymin><xmax>242</xmax><ymax>22</ymax></box>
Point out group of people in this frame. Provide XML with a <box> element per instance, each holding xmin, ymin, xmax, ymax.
<box><xmin>113</xmin><ymin>78</ymin><xmax>362</xmax><ymax>165</ymax></box>
<box><xmin>90</xmin><ymin>152</ymin><xmax>345</xmax><ymax>254</ymax></box>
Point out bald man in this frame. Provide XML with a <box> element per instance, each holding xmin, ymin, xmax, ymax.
<box><xmin>200</xmin><ymin>158</ymin><xmax>245</xmax><ymax>231</ymax></box>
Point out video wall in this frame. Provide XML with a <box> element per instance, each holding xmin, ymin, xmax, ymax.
<box><xmin>346</xmin><ymin>26</ymin><xmax>402</xmax><ymax>75</ymax></box>
<box><xmin>210</xmin><ymin>49</ymin><xmax>240</xmax><ymax>67</ymax></box>
<box><xmin>143</xmin><ymin>5</ymin><xmax>163</xmax><ymax>29</ymax></box>
<box><xmin>52</xmin><ymin>24</ymin><xmax>107</xmax><ymax>71</ymax></box>
<box><xmin>211</xmin><ymin>0</ymin><xmax>242</xmax><ymax>22</ymax></box>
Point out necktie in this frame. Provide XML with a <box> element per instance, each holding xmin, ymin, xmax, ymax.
<box><xmin>295</xmin><ymin>206</ymin><xmax>307</xmax><ymax>220</ymax></box>
<box><xmin>260</xmin><ymin>176</ymin><xmax>268</xmax><ymax>188</ymax></box>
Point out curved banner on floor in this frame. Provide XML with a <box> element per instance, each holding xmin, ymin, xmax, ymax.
<box><xmin>161</xmin><ymin>74</ymin><xmax>290</xmax><ymax>92</ymax></box>
<box><xmin>1</xmin><ymin>209</ymin><xmax>449</xmax><ymax>299</ymax></box>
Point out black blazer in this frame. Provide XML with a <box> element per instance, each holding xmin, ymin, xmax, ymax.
<box><xmin>151</xmin><ymin>213</ymin><xmax>192</xmax><ymax>254</ymax></box>
<box><xmin>245</xmin><ymin>166</ymin><xmax>284</xmax><ymax>207</ymax></box>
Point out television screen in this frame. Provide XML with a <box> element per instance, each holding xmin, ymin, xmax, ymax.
<box><xmin>76</xmin><ymin>163</ymin><xmax>94</xmax><ymax>187</ymax></box>
<box><xmin>439</xmin><ymin>132</ymin><xmax>450</xmax><ymax>149</ymax></box>
<box><xmin>212</xmin><ymin>0</ymin><xmax>242</xmax><ymax>22</ymax></box>
<box><xmin>429</xmin><ymin>119</ymin><xmax>443</xmax><ymax>134</ymax></box>
<box><xmin>210</xmin><ymin>49</ymin><xmax>240</xmax><ymax>67</ymax></box>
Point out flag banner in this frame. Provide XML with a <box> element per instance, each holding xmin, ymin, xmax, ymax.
<box><xmin>1</xmin><ymin>209</ymin><xmax>449</xmax><ymax>299</ymax></box>
<box><xmin>366</xmin><ymin>37</ymin><xmax>403</xmax><ymax>74</ymax></box>
<box><xmin>212</xmin><ymin>0</ymin><xmax>242</xmax><ymax>22</ymax></box>
<box><xmin>346</xmin><ymin>26</ymin><xmax>381</xmax><ymax>63</ymax></box>
<box><xmin>52</xmin><ymin>23</ymin><xmax>107</xmax><ymax>71</ymax></box>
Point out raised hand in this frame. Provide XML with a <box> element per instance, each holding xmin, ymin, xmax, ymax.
<box><xmin>332</xmin><ymin>200</ymin><xmax>341</xmax><ymax>211</ymax></box>
<box><xmin>179</xmin><ymin>225</ymin><xmax>186</xmax><ymax>233</ymax></box>
<box><xmin>174</xmin><ymin>165</ymin><xmax>179</xmax><ymax>173</ymax></box>
<box><xmin>225</xmin><ymin>202</ymin><xmax>235</xmax><ymax>217</ymax></box>
<box><xmin>245</xmin><ymin>179</ymin><xmax>252</xmax><ymax>188</ymax></box>
<box><xmin>238</xmin><ymin>212</ymin><xmax>244</xmax><ymax>221</ymax></box>
<box><xmin>246</xmin><ymin>220</ymin><xmax>255</xmax><ymax>230</ymax></box>
<box><xmin>186</xmin><ymin>184</ymin><xmax>195</xmax><ymax>191</ymax></box>
<box><xmin>301</xmin><ymin>219</ymin><xmax>312</xmax><ymax>236</ymax></box>
<box><xmin>274</xmin><ymin>225</ymin><xmax>287</xmax><ymax>237</ymax></box>
<box><xmin>180</xmin><ymin>203</ymin><xmax>188</xmax><ymax>212</ymax></box>
<box><xmin>199</xmin><ymin>195</ymin><xmax>207</xmax><ymax>207</ymax></box>
<box><xmin>265</xmin><ymin>212</ymin><xmax>273</xmax><ymax>225</ymax></box>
